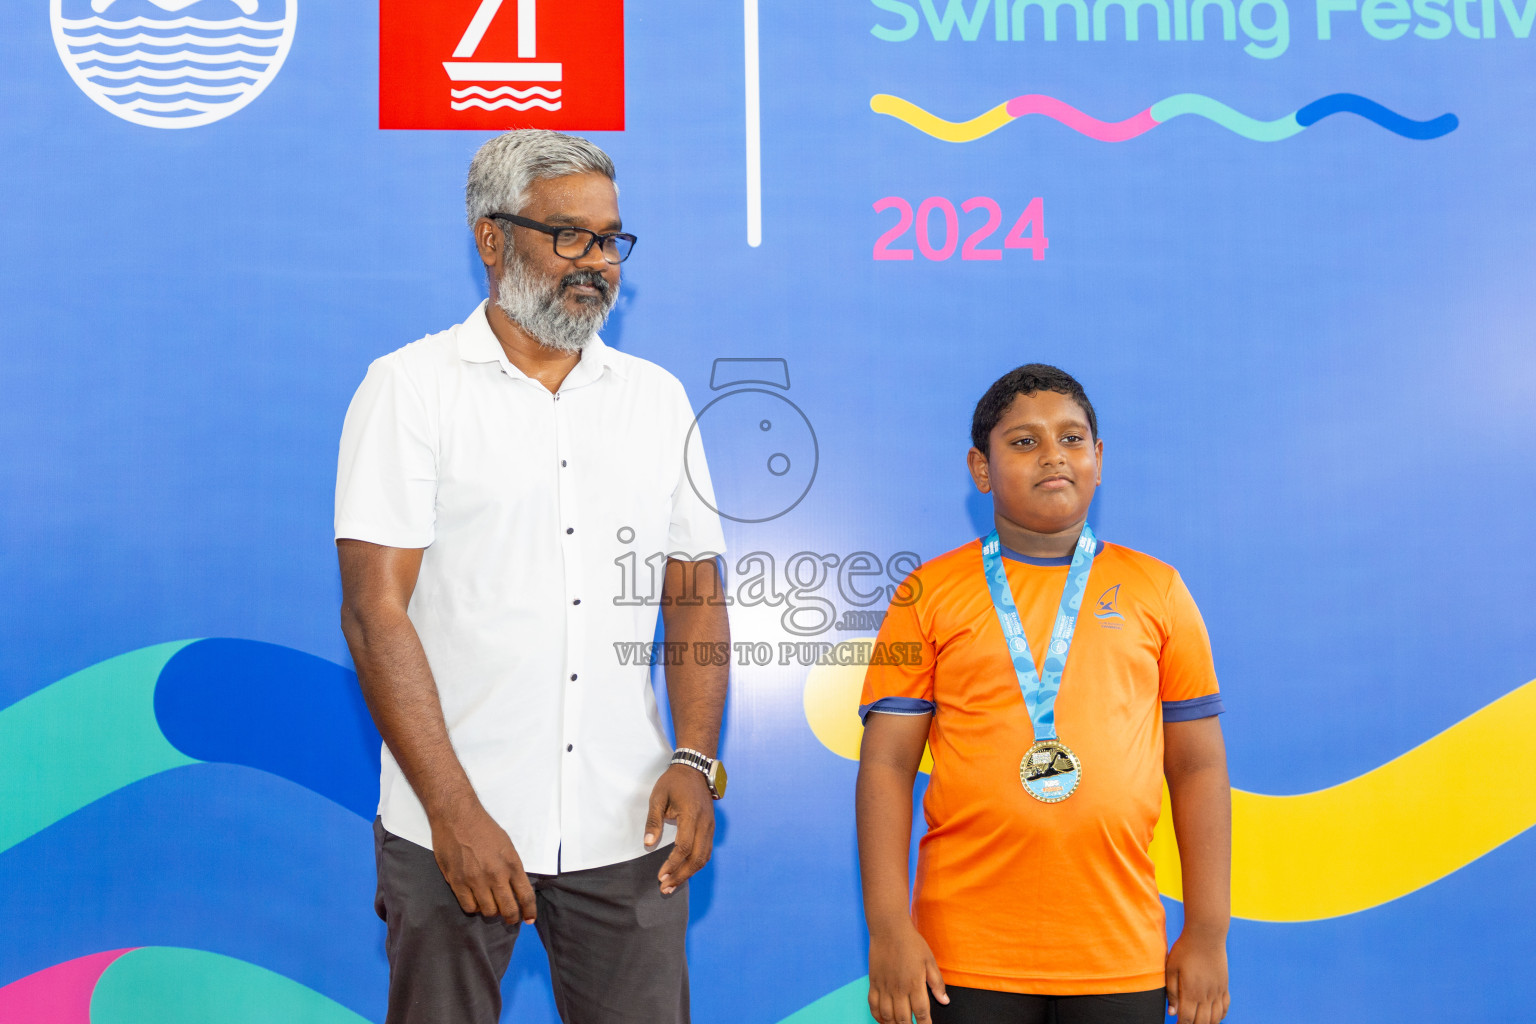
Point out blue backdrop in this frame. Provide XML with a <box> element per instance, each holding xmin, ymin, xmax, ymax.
<box><xmin>3</xmin><ymin>1</ymin><xmax>1534</xmax><ymax>1021</ymax></box>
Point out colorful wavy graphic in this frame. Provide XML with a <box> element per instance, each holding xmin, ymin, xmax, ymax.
<box><xmin>0</xmin><ymin>640</ymin><xmax>387</xmax><ymax>1020</ymax></box>
<box><xmin>0</xmin><ymin>947</ymin><xmax>367</xmax><ymax>1024</ymax></box>
<box><xmin>7</xmin><ymin>639</ymin><xmax>1532</xmax><ymax>1023</ymax></box>
<box><xmin>802</xmin><ymin>639</ymin><xmax>1536</xmax><ymax>921</ymax></box>
<box><xmin>13</xmin><ymin>638</ymin><xmax>1528</xmax><ymax>924</ymax></box>
<box><xmin>774</xmin><ymin>976</ymin><xmax>874</xmax><ymax>1024</ymax></box>
<box><xmin>0</xmin><ymin>764</ymin><xmax>384</xmax><ymax>1019</ymax></box>
<box><xmin>870</xmin><ymin>93</ymin><xmax>1459</xmax><ymax>143</ymax></box>
<box><xmin>0</xmin><ymin>638</ymin><xmax>380</xmax><ymax>856</ymax></box>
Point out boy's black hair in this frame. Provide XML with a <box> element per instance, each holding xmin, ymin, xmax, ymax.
<box><xmin>970</xmin><ymin>364</ymin><xmax>1098</xmax><ymax>456</ymax></box>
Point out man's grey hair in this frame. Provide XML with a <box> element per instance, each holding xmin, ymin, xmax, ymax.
<box><xmin>465</xmin><ymin>130</ymin><xmax>617</xmax><ymax>227</ymax></box>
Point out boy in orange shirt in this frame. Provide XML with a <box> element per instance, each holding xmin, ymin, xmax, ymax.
<box><xmin>857</xmin><ymin>365</ymin><xmax>1231</xmax><ymax>1024</ymax></box>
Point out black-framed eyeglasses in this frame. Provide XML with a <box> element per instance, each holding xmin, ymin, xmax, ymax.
<box><xmin>490</xmin><ymin>213</ymin><xmax>637</xmax><ymax>264</ymax></box>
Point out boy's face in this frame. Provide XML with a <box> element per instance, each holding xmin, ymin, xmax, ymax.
<box><xmin>967</xmin><ymin>390</ymin><xmax>1103</xmax><ymax>536</ymax></box>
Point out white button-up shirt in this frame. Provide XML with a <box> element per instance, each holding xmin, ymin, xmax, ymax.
<box><xmin>335</xmin><ymin>302</ymin><xmax>726</xmax><ymax>873</ymax></box>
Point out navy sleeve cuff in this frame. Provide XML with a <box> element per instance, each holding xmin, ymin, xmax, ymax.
<box><xmin>1162</xmin><ymin>694</ymin><xmax>1225</xmax><ymax>722</ymax></box>
<box><xmin>859</xmin><ymin>696</ymin><xmax>937</xmax><ymax>722</ymax></box>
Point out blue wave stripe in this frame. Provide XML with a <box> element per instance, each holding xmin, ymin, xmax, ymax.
<box><xmin>0</xmin><ymin>765</ymin><xmax>386</xmax><ymax>1020</ymax></box>
<box><xmin>61</xmin><ymin>28</ymin><xmax>284</xmax><ymax>37</ymax></box>
<box><xmin>105</xmin><ymin>92</ymin><xmax>246</xmax><ymax>105</ymax></box>
<box><xmin>86</xmin><ymin>76</ymin><xmax>259</xmax><ymax>86</ymax></box>
<box><xmin>155</xmin><ymin>640</ymin><xmax>382</xmax><ymax>820</ymax></box>
<box><xmin>76</xmin><ymin>60</ymin><xmax>272</xmax><ymax>71</ymax></box>
<box><xmin>69</xmin><ymin>43</ymin><xmax>280</xmax><ymax>54</ymax></box>
<box><xmin>1294</xmin><ymin>93</ymin><xmax>1459</xmax><ymax>139</ymax></box>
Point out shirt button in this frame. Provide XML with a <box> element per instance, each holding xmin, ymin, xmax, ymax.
<box><xmin>572</xmin><ymin>598</ymin><xmax>581</xmax><ymax>605</ymax></box>
<box><xmin>566</xmin><ymin>744</ymin><xmax>574</xmax><ymax>752</ymax></box>
<box><xmin>566</xmin><ymin>527</ymin><xmax>574</xmax><ymax>534</ymax></box>
<box><xmin>561</xmin><ymin>460</ymin><xmax>567</xmax><ymax>467</ymax></box>
<box><xmin>570</xmin><ymin>673</ymin><xmax>578</xmax><ymax>681</ymax></box>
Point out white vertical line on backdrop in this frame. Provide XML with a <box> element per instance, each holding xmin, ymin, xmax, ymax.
<box><xmin>744</xmin><ymin>0</ymin><xmax>762</xmax><ymax>247</ymax></box>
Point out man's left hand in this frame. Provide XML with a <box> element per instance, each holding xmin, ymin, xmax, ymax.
<box><xmin>644</xmin><ymin>763</ymin><xmax>715</xmax><ymax>895</ymax></box>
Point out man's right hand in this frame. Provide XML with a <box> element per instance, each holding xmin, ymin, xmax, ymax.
<box><xmin>338</xmin><ymin>541</ymin><xmax>535</xmax><ymax>924</ymax></box>
<box><xmin>868</xmin><ymin>923</ymin><xmax>949</xmax><ymax>1024</ymax></box>
<box><xmin>429</xmin><ymin>799</ymin><xmax>538</xmax><ymax>924</ymax></box>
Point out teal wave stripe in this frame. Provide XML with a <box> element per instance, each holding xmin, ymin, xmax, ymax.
<box><xmin>775</xmin><ymin>977</ymin><xmax>875</xmax><ymax>1024</ymax></box>
<box><xmin>91</xmin><ymin>947</ymin><xmax>370</xmax><ymax>1024</ymax></box>
<box><xmin>0</xmin><ymin>641</ymin><xmax>197</xmax><ymax>855</ymax></box>
<box><xmin>1148</xmin><ymin>94</ymin><xmax>1303</xmax><ymax>141</ymax></box>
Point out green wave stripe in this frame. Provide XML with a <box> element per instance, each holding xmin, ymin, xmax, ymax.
<box><xmin>0</xmin><ymin>641</ymin><xmax>198</xmax><ymax>855</ymax></box>
<box><xmin>775</xmin><ymin>977</ymin><xmax>875</xmax><ymax>1024</ymax></box>
<box><xmin>92</xmin><ymin>947</ymin><xmax>369</xmax><ymax>1024</ymax></box>
<box><xmin>1148</xmin><ymin>94</ymin><xmax>1303</xmax><ymax>141</ymax></box>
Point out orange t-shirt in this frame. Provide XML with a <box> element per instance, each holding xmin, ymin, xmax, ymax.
<box><xmin>860</xmin><ymin>538</ymin><xmax>1222</xmax><ymax>996</ymax></box>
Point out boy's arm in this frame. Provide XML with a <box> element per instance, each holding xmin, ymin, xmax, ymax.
<box><xmin>857</xmin><ymin>712</ymin><xmax>948</xmax><ymax>1024</ymax></box>
<box><xmin>1164</xmin><ymin>716</ymin><xmax>1232</xmax><ymax>1024</ymax></box>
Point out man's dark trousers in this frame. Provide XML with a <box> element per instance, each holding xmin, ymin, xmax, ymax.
<box><xmin>374</xmin><ymin>818</ymin><xmax>690</xmax><ymax>1024</ymax></box>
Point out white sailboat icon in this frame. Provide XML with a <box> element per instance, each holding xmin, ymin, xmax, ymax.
<box><xmin>443</xmin><ymin>0</ymin><xmax>562</xmax><ymax>112</ymax></box>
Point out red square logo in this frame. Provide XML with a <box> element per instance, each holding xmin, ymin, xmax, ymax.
<box><xmin>380</xmin><ymin>0</ymin><xmax>624</xmax><ymax>130</ymax></box>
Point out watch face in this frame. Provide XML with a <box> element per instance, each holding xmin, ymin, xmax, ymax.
<box><xmin>709</xmin><ymin>761</ymin><xmax>728</xmax><ymax>799</ymax></box>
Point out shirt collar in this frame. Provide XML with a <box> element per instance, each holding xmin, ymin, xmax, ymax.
<box><xmin>1000</xmin><ymin>538</ymin><xmax>1104</xmax><ymax>566</ymax></box>
<box><xmin>456</xmin><ymin>299</ymin><xmax>628</xmax><ymax>384</ymax></box>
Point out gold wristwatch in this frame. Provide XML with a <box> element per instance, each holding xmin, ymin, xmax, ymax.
<box><xmin>671</xmin><ymin>747</ymin><xmax>727</xmax><ymax>799</ymax></box>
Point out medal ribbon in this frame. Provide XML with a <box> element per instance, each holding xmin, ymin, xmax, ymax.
<box><xmin>980</xmin><ymin>524</ymin><xmax>1098</xmax><ymax>743</ymax></box>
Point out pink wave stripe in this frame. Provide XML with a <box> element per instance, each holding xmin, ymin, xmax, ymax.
<box><xmin>0</xmin><ymin>949</ymin><xmax>136</xmax><ymax>1024</ymax></box>
<box><xmin>1004</xmin><ymin>95</ymin><xmax>1158</xmax><ymax>141</ymax></box>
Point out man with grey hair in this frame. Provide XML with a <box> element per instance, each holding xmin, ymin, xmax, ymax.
<box><xmin>334</xmin><ymin>129</ymin><xmax>731</xmax><ymax>1024</ymax></box>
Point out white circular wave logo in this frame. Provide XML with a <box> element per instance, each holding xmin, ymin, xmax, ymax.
<box><xmin>50</xmin><ymin>0</ymin><xmax>297</xmax><ymax>129</ymax></box>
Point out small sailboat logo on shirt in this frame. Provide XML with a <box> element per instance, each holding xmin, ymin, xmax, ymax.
<box><xmin>50</xmin><ymin>0</ymin><xmax>297</xmax><ymax>129</ymax></box>
<box><xmin>1094</xmin><ymin>584</ymin><xmax>1125</xmax><ymax>622</ymax></box>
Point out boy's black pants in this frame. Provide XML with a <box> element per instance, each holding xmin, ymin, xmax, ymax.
<box><xmin>931</xmin><ymin>984</ymin><xmax>1167</xmax><ymax>1024</ymax></box>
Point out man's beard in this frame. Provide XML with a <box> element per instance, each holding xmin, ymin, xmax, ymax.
<box><xmin>494</xmin><ymin>256</ymin><xmax>617</xmax><ymax>353</ymax></box>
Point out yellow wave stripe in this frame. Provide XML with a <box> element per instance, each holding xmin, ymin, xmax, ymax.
<box><xmin>869</xmin><ymin>94</ymin><xmax>1013</xmax><ymax>143</ymax></box>
<box><xmin>803</xmin><ymin>640</ymin><xmax>934</xmax><ymax>774</ymax></box>
<box><xmin>803</xmin><ymin>640</ymin><xmax>1536</xmax><ymax>922</ymax></box>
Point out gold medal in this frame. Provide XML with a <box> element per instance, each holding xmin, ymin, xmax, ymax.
<box><xmin>1019</xmin><ymin>739</ymin><xmax>1082</xmax><ymax>803</ymax></box>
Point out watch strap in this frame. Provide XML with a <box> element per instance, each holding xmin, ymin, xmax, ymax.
<box><xmin>671</xmin><ymin>748</ymin><xmax>720</xmax><ymax>797</ymax></box>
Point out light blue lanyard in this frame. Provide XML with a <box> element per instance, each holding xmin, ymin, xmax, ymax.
<box><xmin>980</xmin><ymin>525</ymin><xmax>1098</xmax><ymax>743</ymax></box>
